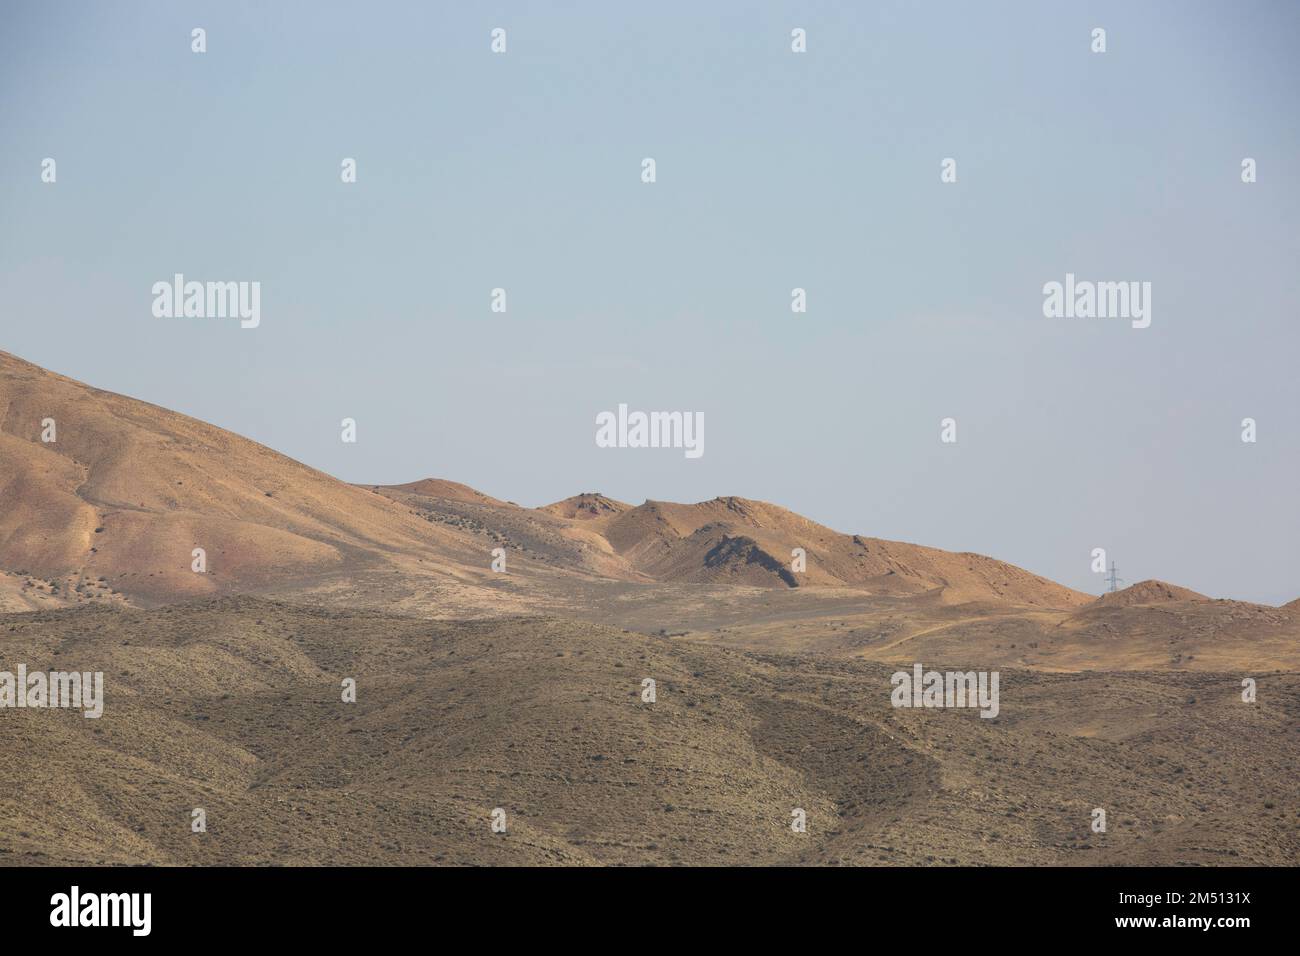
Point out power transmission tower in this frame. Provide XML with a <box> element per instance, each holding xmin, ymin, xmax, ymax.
<box><xmin>1105</xmin><ymin>561</ymin><xmax>1124</xmax><ymax>593</ymax></box>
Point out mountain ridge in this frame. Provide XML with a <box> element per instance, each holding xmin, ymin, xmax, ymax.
<box><xmin>0</xmin><ymin>349</ymin><xmax>1279</xmax><ymax>616</ymax></box>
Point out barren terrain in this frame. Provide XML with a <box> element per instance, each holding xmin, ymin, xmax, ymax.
<box><xmin>1</xmin><ymin>349</ymin><xmax>1296</xmax><ymax>865</ymax></box>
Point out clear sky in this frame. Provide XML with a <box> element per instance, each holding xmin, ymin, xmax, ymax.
<box><xmin>2</xmin><ymin>1</ymin><xmax>1297</xmax><ymax>603</ymax></box>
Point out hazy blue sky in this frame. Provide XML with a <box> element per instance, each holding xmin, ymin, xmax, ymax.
<box><xmin>2</xmin><ymin>1</ymin><xmax>1297</xmax><ymax>603</ymax></box>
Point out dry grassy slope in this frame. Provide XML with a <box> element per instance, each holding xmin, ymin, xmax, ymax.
<box><xmin>0</xmin><ymin>351</ymin><xmax>500</xmax><ymax>605</ymax></box>
<box><xmin>387</xmin><ymin>478</ymin><xmax>508</xmax><ymax>507</ymax></box>
<box><xmin>373</xmin><ymin>485</ymin><xmax>637</xmax><ymax>581</ymax></box>
<box><xmin>1</xmin><ymin>598</ymin><xmax>1295</xmax><ymax>866</ymax></box>
<box><xmin>818</xmin><ymin>594</ymin><xmax>1300</xmax><ymax>673</ymax></box>
<box><xmin>0</xmin><ymin>568</ymin><xmax>130</xmax><ymax>613</ymax></box>
<box><xmin>1092</xmin><ymin>580</ymin><xmax>1211</xmax><ymax>607</ymax></box>
<box><xmin>538</xmin><ymin>493</ymin><xmax>632</xmax><ymax>522</ymax></box>
<box><xmin>583</xmin><ymin>577</ymin><xmax>1300</xmax><ymax>674</ymax></box>
<box><xmin>597</xmin><ymin>496</ymin><xmax>1090</xmax><ymax>608</ymax></box>
<box><xmin>837</xmin><ymin>604</ymin><xmax>1300</xmax><ymax>673</ymax></box>
<box><xmin>392</xmin><ymin>483</ymin><xmax>1091</xmax><ymax>607</ymax></box>
<box><xmin>1049</xmin><ymin>596</ymin><xmax>1300</xmax><ymax>672</ymax></box>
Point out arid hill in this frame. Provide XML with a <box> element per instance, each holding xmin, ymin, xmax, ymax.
<box><xmin>2</xmin><ymin>350</ymin><xmax>1295</xmax><ymax>675</ymax></box>
<box><xmin>596</xmin><ymin>496</ymin><xmax>1090</xmax><ymax>606</ymax></box>
<box><xmin>382</xmin><ymin>483</ymin><xmax>1092</xmax><ymax>608</ymax></box>
<box><xmin>1093</xmin><ymin>580</ymin><xmax>1211</xmax><ymax>607</ymax></box>
<box><xmin>385</xmin><ymin>478</ymin><xmax>508</xmax><ymax>507</ymax></box>
<box><xmin>2</xmin><ymin>350</ymin><xmax>1090</xmax><ymax>612</ymax></box>
<box><xmin>1</xmin><ymin>351</ymin><xmax>1297</xmax><ymax>868</ymax></box>
<box><xmin>2</xmin><ymin>597</ymin><xmax>1294</xmax><ymax>866</ymax></box>
<box><xmin>0</xmin><ymin>351</ymin><xmax>497</xmax><ymax>606</ymax></box>
<box><xmin>538</xmin><ymin>493</ymin><xmax>631</xmax><ymax>521</ymax></box>
<box><xmin>567</xmin><ymin>576</ymin><xmax>1300</xmax><ymax>673</ymax></box>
